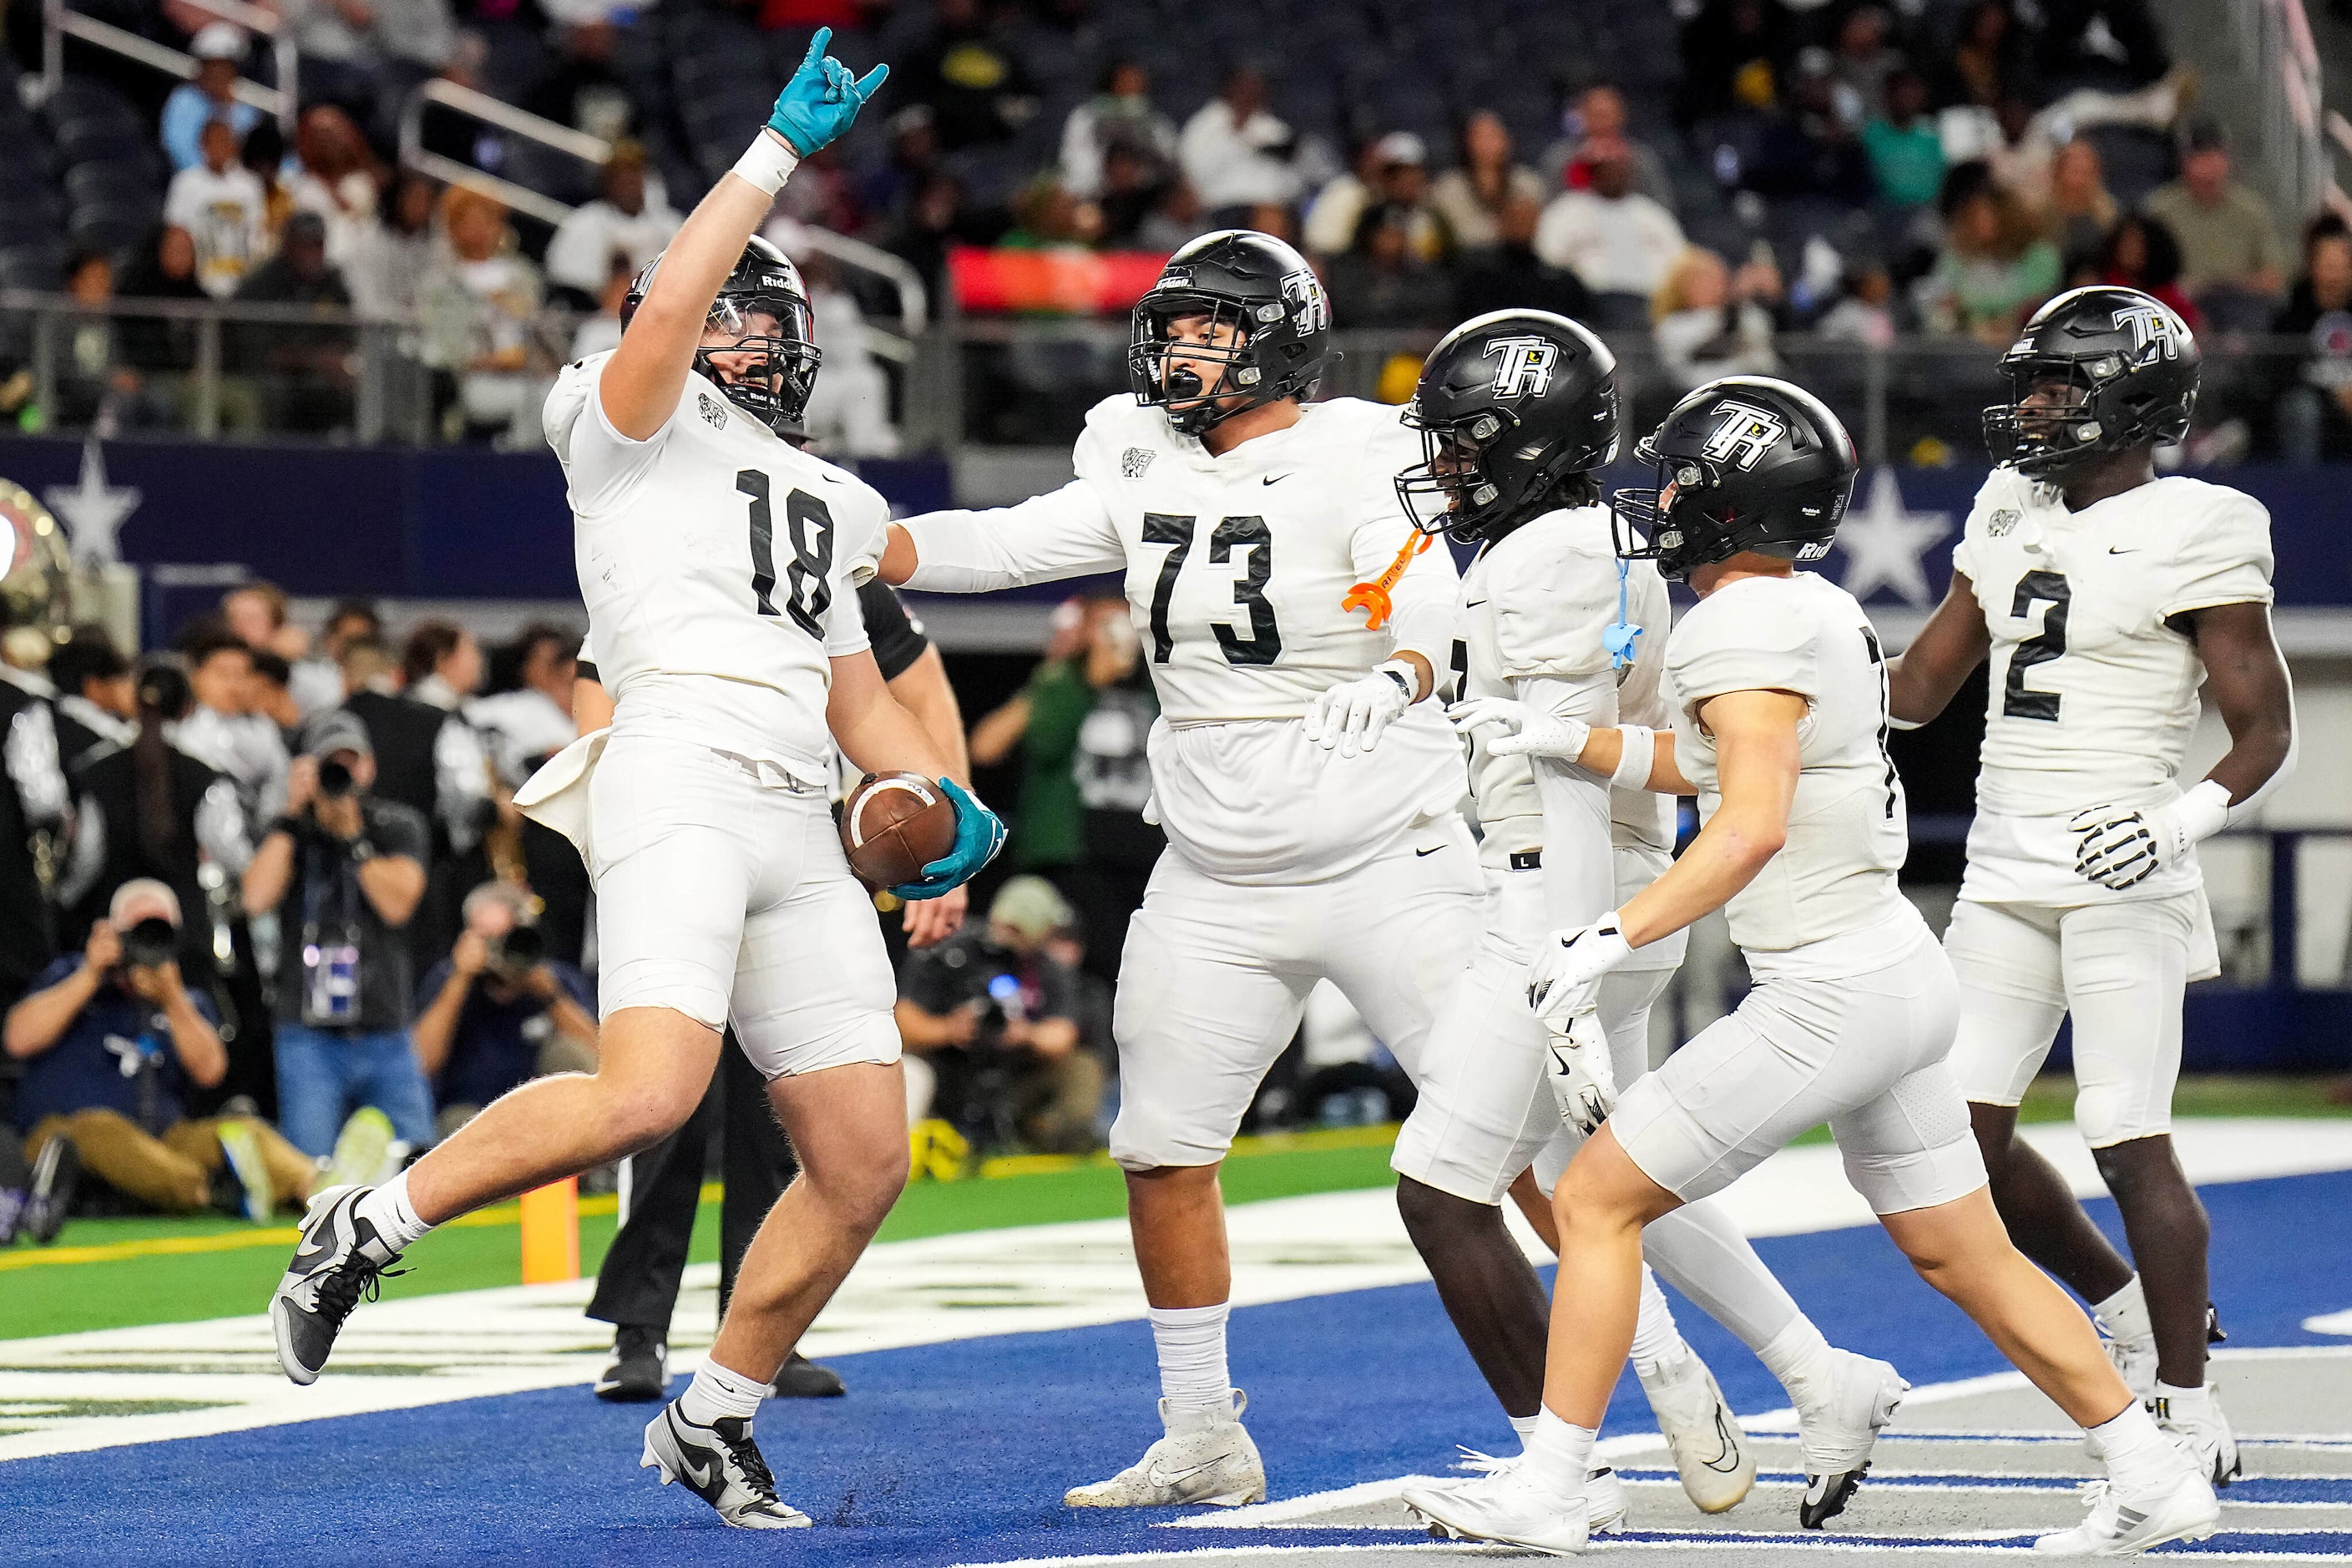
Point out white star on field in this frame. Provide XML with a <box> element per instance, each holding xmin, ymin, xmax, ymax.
<box><xmin>43</xmin><ymin>436</ymin><xmax>141</xmax><ymax>568</ymax></box>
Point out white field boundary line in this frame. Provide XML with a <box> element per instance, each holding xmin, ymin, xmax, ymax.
<box><xmin>954</xmin><ymin>1540</ymin><xmax>2352</xmax><ymax>1566</ymax></box>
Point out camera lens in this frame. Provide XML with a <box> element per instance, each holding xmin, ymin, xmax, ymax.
<box><xmin>496</xmin><ymin>925</ymin><xmax>545</xmax><ymax>969</ymax></box>
<box><xmin>122</xmin><ymin>917</ymin><xmax>179</xmax><ymax>969</ymax></box>
<box><xmin>317</xmin><ymin>758</ymin><xmax>354</xmax><ymax>797</ymax></box>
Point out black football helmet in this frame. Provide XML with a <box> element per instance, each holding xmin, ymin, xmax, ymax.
<box><xmin>623</xmin><ymin>235</ymin><xmax>822</xmax><ymax>435</ymax></box>
<box><xmin>1395</xmin><ymin>310</ymin><xmax>1618</xmax><ymax>543</ymax></box>
<box><xmin>1128</xmin><ymin>230</ymin><xmax>1334</xmax><ymax>436</ymax></box>
<box><xmin>1981</xmin><ymin>285</ymin><xmax>2198</xmax><ymax>478</ymax></box>
<box><xmin>1611</xmin><ymin>376</ymin><xmax>1859</xmax><ymax>582</ymax></box>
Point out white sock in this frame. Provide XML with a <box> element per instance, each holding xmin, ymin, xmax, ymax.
<box><xmin>1520</xmin><ymin>1409</ymin><xmax>1596</xmax><ymax>1502</ymax></box>
<box><xmin>2094</xmin><ymin>1275</ymin><xmax>2154</xmax><ymax>1344</ymax></box>
<box><xmin>1629</xmin><ymin>1265</ymin><xmax>1685</xmax><ymax>1376</ymax></box>
<box><xmin>678</xmin><ymin>1360</ymin><xmax>766</xmax><ymax>1429</ymax></box>
<box><xmin>2153</xmin><ymin>1379</ymin><xmax>2210</xmax><ymax>1416</ymax></box>
<box><xmin>2086</xmin><ymin>1398</ymin><xmax>2180</xmax><ymax>1492</ymax></box>
<box><xmin>1756</xmin><ymin>1313</ymin><xmax>1835</xmax><ymax>1401</ymax></box>
<box><xmin>353</xmin><ymin>1171</ymin><xmax>431</xmax><ymax>1251</ymax></box>
<box><xmin>1508</xmin><ymin>1413</ymin><xmax>1538</xmax><ymax>1444</ymax></box>
<box><xmin>1149</xmin><ymin>1302</ymin><xmax>1232</xmax><ymax>1413</ymax></box>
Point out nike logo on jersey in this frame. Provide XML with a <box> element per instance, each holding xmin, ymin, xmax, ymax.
<box><xmin>1261</xmin><ymin>473</ymin><xmax>1289</xmax><ymax>485</ymax></box>
<box><xmin>1414</xmin><ymin>845</ymin><xmax>1445</xmax><ymax>857</ymax></box>
<box><xmin>1464</xmin><ymin>599</ymin><xmax>1489</xmax><ymax>608</ymax></box>
<box><xmin>2108</xmin><ymin>546</ymin><xmax>2139</xmax><ymax>554</ymax></box>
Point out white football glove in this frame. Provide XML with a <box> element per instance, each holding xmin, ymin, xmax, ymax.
<box><xmin>1446</xmin><ymin>695</ymin><xmax>1592</xmax><ymax>763</ymax></box>
<box><xmin>1526</xmin><ymin>913</ymin><xmax>1635</xmax><ymax>1024</ymax></box>
<box><xmin>2071</xmin><ymin>781</ymin><xmax>2229</xmax><ymax>892</ymax></box>
<box><xmin>1305</xmin><ymin>661</ymin><xmax>1416</xmax><ymax>757</ymax></box>
<box><xmin>1545</xmin><ymin>1009</ymin><xmax>1617</xmax><ymax>1137</ymax></box>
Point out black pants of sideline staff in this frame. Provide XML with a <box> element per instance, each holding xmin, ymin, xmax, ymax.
<box><xmin>586</xmin><ymin>1035</ymin><xmax>790</xmax><ymax>1335</ymax></box>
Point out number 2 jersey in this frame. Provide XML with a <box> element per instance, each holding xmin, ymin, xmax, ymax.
<box><xmin>1666</xmin><ymin>571</ymin><xmax>1917</xmax><ymax>965</ymax></box>
<box><xmin>542</xmin><ymin>352</ymin><xmax>888</xmax><ymax>787</ymax></box>
<box><xmin>1952</xmin><ymin>468</ymin><xmax>2274</xmax><ymax>904</ymax></box>
<box><xmin>898</xmin><ymin>394</ymin><xmax>1463</xmax><ymax>883</ymax></box>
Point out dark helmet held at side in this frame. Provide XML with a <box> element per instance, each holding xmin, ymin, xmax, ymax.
<box><xmin>624</xmin><ymin>235</ymin><xmax>822</xmax><ymax>436</ymax></box>
<box><xmin>1611</xmin><ymin>376</ymin><xmax>1859</xmax><ymax>582</ymax></box>
<box><xmin>1395</xmin><ymin>309</ymin><xmax>1619</xmax><ymax>544</ymax></box>
<box><xmin>1981</xmin><ymin>284</ymin><xmax>2198</xmax><ymax>478</ymax></box>
<box><xmin>1128</xmin><ymin>230</ymin><xmax>1334</xmax><ymax>437</ymax></box>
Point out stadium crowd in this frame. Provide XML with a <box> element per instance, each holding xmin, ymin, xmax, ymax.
<box><xmin>8</xmin><ymin>0</ymin><xmax>2351</xmax><ymax>460</ymax></box>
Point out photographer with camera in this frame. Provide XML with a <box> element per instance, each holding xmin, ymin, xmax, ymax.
<box><xmin>412</xmin><ymin>881</ymin><xmax>597</xmax><ymax>1138</ymax></box>
<box><xmin>242</xmin><ymin>710</ymin><xmax>436</xmax><ymax>1159</ymax></box>
<box><xmin>894</xmin><ymin>876</ymin><xmax>1103</xmax><ymax>1155</ymax></box>
<box><xmin>4</xmin><ymin>880</ymin><xmax>314</xmax><ymax>1220</ymax></box>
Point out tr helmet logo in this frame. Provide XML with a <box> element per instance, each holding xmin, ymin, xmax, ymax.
<box><xmin>2109</xmin><ymin>301</ymin><xmax>2181</xmax><ymax>360</ymax></box>
<box><xmin>1482</xmin><ymin>335</ymin><xmax>1560</xmax><ymax>398</ymax></box>
<box><xmin>1701</xmin><ymin>402</ymin><xmax>1788</xmax><ymax>470</ymax></box>
<box><xmin>1279</xmin><ymin>268</ymin><xmax>1329</xmax><ymax>334</ymax></box>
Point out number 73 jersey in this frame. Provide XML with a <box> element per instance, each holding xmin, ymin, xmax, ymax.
<box><xmin>1955</xmin><ymin>468</ymin><xmax>2274</xmax><ymax>822</ymax></box>
<box><xmin>542</xmin><ymin>352</ymin><xmax>888</xmax><ymax>781</ymax></box>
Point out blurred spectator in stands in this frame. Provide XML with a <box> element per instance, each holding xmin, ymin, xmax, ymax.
<box><xmin>346</xmin><ymin>172</ymin><xmax>441</xmax><ymax>318</ymax></box>
<box><xmin>118</xmin><ymin>225</ymin><xmax>209</xmax><ymax>384</ymax></box>
<box><xmin>1862</xmin><ymin>68</ymin><xmax>1945</xmax><ymax>212</ymax></box>
<box><xmin>1921</xmin><ymin>169</ymin><xmax>2059</xmax><ymax>341</ymax></box>
<box><xmin>177</xmin><ymin>627</ymin><xmax>289</xmax><ymax>826</ymax></box>
<box><xmin>161</xmin><ymin>24</ymin><xmax>261</xmax><ymax>174</ymax></box>
<box><xmin>786</xmin><ymin>247</ymin><xmax>904</xmax><ymax>458</ymax></box>
<box><xmin>1303</xmin><ymin>137</ymin><xmax>1385</xmax><ymax>259</ymax></box>
<box><xmin>898</xmin><ymin>0</ymin><xmax>1041</xmax><ymax>150</ymax></box>
<box><xmin>894</xmin><ymin>876</ymin><xmax>1101</xmax><ymax>1154</ymax></box>
<box><xmin>569</xmin><ymin>254</ymin><xmax>632</xmax><ymax>360</ymax></box>
<box><xmin>6</xmin><ymin>881</ymin><xmax>311</xmax><ymax>1219</ymax></box>
<box><xmin>1000</xmin><ymin>174</ymin><xmax>1103</xmax><ymax>248</ymax></box>
<box><xmin>241</xmin><ymin>710</ymin><xmax>433</xmax><ymax>1158</ymax></box>
<box><xmin>2044</xmin><ymin>138</ymin><xmax>2118</xmax><ymax>266</ymax></box>
<box><xmin>1938</xmin><ymin>1</ymin><xmax>2035</xmax><ymax>114</ymax></box>
<box><xmin>1060</xmin><ymin>60</ymin><xmax>1177</xmax><ymax>202</ymax></box>
<box><xmin>53</xmin><ymin>250</ymin><xmax>168</xmax><ymax>433</ymax></box>
<box><xmin>1814</xmin><ymin>259</ymin><xmax>1899</xmax><ymax>347</ymax></box>
<box><xmin>1453</xmin><ymin>194</ymin><xmax>1591</xmax><ymax>323</ymax></box>
<box><xmin>323</xmin><ymin>600</ymin><xmax>382</xmax><ymax>663</ymax></box>
<box><xmin>862</xmin><ymin>105</ymin><xmax>943</xmax><ymax>232</ymax></box>
<box><xmin>1831</xmin><ymin>3</ymin><xmax>1900</xmax><ymax>122</ymax></box>
<box><xmin>421</xmin><ymin>188</ymin><xmax>546</xmax><ymax>444</ymax></box>
<box><xmin>412</xmin><ymin>881</ymin><xmax>595</xmax><ymax>1138</ymax></box>
<box><xmin>2275</xmin><ymin>215</ymin><xmax>2352</xmax><ymax>466</ymax></box>
<box><xmin>1325</xmin><ymin>203</ymin><xmax>1454</xmax><ymax>331</ymax></box>
<box><xmin>48</xmin><ymin>628</ymin><xmax>136</xmax><ymax>774</ymax></box>
<box><xmin>280</xmin><ymin>0</ymin><xmax>455</xmax><ymax>124</ymax></box>
<box><xmin>392</xmin><ymin>620</ymin><xmax>494</xmax><ymax>964</ymax></box>
<box><xmin>1242</xmin><ymin>200</ymin><xmax>1297</xmax><ymax>248</ymax></box>
<box><xmin>2142</xmin><ymin>120</ymin><xmax>2286</xmax><ymax>327</ymax></box>
<box><xmin>165</xmin><ymin>119</ymin><xmax>271</xmax><ymax>302</ymax></box>
<box><xmin>402</xmin><ymin>619</ymin><xmax>482</xmax><ymax>715</ymax></box>
<box><xmin>1744</xmin><ymin>49</ymin><xmax>1874</xmax><ymax>208</ymax></box>
<box><xmin>1306</xmin><ymin>133</ymin><xmax>1442</xmax><ymax>262</ymax></box>
<box><xmin>285</xmin><ymin>106</ymin><xmax>384</xmax><ymax>278</ymax></box>
<box><xmin>250</xmin><ymin>652</ymin><xmax>302</xmax><ymax>737</ymax></box>
<box><xmin>545</xmin><ymin>143</ymin><xmax>680</xmax><ymax>310</ymax></box>
<box><xmin>239</xmin><ymin>118</ymin><xmax>296</xmax><ymax>245</ymax></box>
<box><xmin>1132</xmin><ymin>176</ymin><xmax>1210</xmax><ymax>253</ymax></box>
<box><xmin>2096</xmin><ymin>213</ymin><xmax>2199</xmax><ymax>328</ymax></box>
<box><xmin>1063</xmin><ymin>604</ymin><xmax>1160</xmax><ymax>989</ymax></box>
<box><xmin>1430</xmin><ymin>112</ymin><xmax>1545</xmax><ymax>256</ymax></box>
<box><xmin>1548</xmin><ymin>85</ymin><xmax>1676</xmax><ymax>214</ymax></box>
<box><xmin>970</xmin><ymin>597</ymin><xmax>1099</xmax><ymax>883</ymax></box>
<box><xmin>223</xmin><ymin>582</ymin><xmax>315</xmax><ymax>671</ymax></box>
<box><xmin>1678</xmin><ymin>0</ymin><xmax>1788</xmax><ymax>126</ymax></box>
<box><xmin>339</xmin><ymin>635</ymin><xmax>400</xmax><ymax>698</ymax></box>
<box><xmin>1180</xmin><ymin>65</ymin><xmax>1300</xmax><ymax>217</ymax></box>
<box><xmin>1654</xmin><ymin>245</ymin><xmax>1783</xmax><ymax>391</ymax></box>
<box><xmin>466</xmin><ymin>624</ymin><xmax>575</xmax><ymax>789</ymax></box>
<box><xmin>233</xmin><ymin>211</ymin><xmax>357</xmax><ymax>435</ymax></box>
<box><xmin>880</xmin><ymin>170</ymin><xmax>1003</xmax><ymax>293</ymax></box>
<box><xmin>1535</xmin><ymin>138</ymin><xmax>1687</xmax><ymax>330</ymax></box>
<box><xmin>283</xmin><ymin>599</ymin><xmax>374</xmax><ymax>719</ymax></box>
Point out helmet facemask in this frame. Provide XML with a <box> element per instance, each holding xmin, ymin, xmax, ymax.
<box><xmin>1611</xmin><ymin>455</ymin><xmax>1732</xmax><ymax>583</ymax></box>
<box><xmin>1128</xmin><ymin>296</ymin><xmax>1273</xmax><ymax>436</ymax></box>
<box><xmin>1395</xmin><ymin>407</ymin><xmax>1513</xmax><ymax>542</ymax></box>
<box><xmin>1981</xmin><ymin>358</ymin><xmax>2108</xmax><ymax>478</ymax></box>
<box><xmin>691</xmin><ymin>293</ymin><xmax>822</xmax><ymax>435</ymax></box>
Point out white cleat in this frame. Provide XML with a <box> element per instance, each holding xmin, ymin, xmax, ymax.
<box><xmin>1417</xmin><ymin>1454</ymin><xmax>1628</xmax><ymax>1535</ymax></box>
<box><xmin>2153</xmin><ymin>1388</ymin><xmax>2243</xmax><ymax>1488</ymax></box>
<box><xmin>1792</xmin><ymin>1349</ymin><xmax>1907</xmax><ymax>1529</ymax></box>
<box><xmin>2033</xmin><ymin>1469</ymin><xmax>2219</xmax><ymax>1556</ymax></box>
<box><xmin>1401</xmin><ymin>1461</ymin><xmax>1593</xmax><ymax>1556</ymax></box>
<box><xmin>1637</xmin><ymin>1347</ymin><xmax>1757</xmax><ymax>1513</ymax></box>
<box><xmin>1064</xmin><ymin>1390</ymin><xmax>1267</xmax><ymax>1508</ymax></box>
<box><xmin>640</xmin><ymin>1403</ymin><xmax>811</xmax><ymax>1529</ymax></box>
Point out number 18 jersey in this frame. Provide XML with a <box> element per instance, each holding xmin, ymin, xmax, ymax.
<box><xmin>543</xmin><ymin>353</ymin><xmax>889</xmax><ymax>786</ymax></box>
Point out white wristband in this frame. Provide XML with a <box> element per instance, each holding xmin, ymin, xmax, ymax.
<box><xmin>2178</xmin><ymin>778</ymin><xmax>2232</xmax><ymax>843</ymax></box>
<box><xmin>730</xmin><ymin>130</ymin><xmax>802</xmax><ymax>197</ymax></box>
<box><xmin>1608</xmin><ymin>726</ymin><xmax>1655</xmax><ymax>792</ymax></box>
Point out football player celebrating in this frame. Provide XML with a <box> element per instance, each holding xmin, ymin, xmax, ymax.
<box><xmin>265</xmin><ymin>36</ymin><xmax>1006</xmax><ymax>1530</ymax></box>
<box><xmin>878</xmin><ymin>230</ymin><xmax>1490</xmax><ymax>1506</ymax></box>
<box><xmin>1392</xmin><ymin>312</ymin><xmax>1900</xmax><ymax>1524</ymax></box>
<box><xmin>1887</xmin><ymin>286</ymin><xmax>2296</xmax><ymax>1484</ymax></box>
<box><xmin>1407</xmin><ymin>377</ymin><xmax>2217</xmax><ymax>1557</ymax></box>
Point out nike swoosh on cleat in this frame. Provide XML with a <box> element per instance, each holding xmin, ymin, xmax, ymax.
<box><xmin>1704</xmin><ymin>1407</ymin><xmax>1743</xmax><ymax>1472</ymax></box>
<box><xmin>1147</xmin><ymin>1454</ymin><xmax>1233</xmax><ymax>1487</ymax></box>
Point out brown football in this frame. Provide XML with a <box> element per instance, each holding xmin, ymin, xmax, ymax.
<box><xmin>840</xmin><ymin>771</ymin><xmax>959</xmax><ymax>889</ymax></box>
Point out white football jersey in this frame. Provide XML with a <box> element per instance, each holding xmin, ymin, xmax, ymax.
<box><xmin>899</xmin><ymin>394</ymin><xmax>1464</xmax><ymax>883</ymax></box>
<box><xmin>1955</xmin><ymin>468</ymin><xmax>2274</xmax><ymax>821</ymax></box>
<box><xmin>544</xmin><ymin>354</ymin><xmax>888</xmax><ymax>785</ymax></box>
<box><xmin>1666</xmin><ymin>571</ymin><xmax>1909</xmax><ymax>954</ymax></box>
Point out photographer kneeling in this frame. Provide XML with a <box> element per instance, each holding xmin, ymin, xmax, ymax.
<box><xmin>243</xmin><ymin>711</ymin><xmax>436</xmax><ymax>1159</ymax></box>
<box><xmin>894</xmin><ymin>877</ymin><xmax>1104</xmax><ymax>1154</ymax></box>
<box><xmin>4</xmin><ymin>880</ymin><xmax>315</xmax><ymax>1219</ymax></box>
<box><xmin>413</xmin><ymin>882</ymin><xmax>598</xmax><ymax>1138</ymax></box>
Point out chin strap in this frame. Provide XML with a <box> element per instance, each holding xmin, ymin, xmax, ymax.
<box><xmin>1343</xmin><ymin>528</ymin><xmax>1434</xmax><ymax>630</ymax></box>
<box><xmin>1602</xmin><ymin>557</ymin><xmax>1641</xmax><ymax>671</ymax></box>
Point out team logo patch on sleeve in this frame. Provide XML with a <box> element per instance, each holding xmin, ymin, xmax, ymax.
<box><xmin>696</xmin><ymin>392</ymin><xmax>728</xmax><ymax>428</ymax></box>
<box><xmin>1988</xmin><ymin>508</ymin><xmax>2021</xmax><ymax>537</ymax></box>
<box><xmin>1122</xmin><ymin>447</ymin><xmax>1157</xmax><ymax>479</ymax></box>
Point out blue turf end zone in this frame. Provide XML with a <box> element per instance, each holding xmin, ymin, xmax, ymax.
<box><xmin>3</xmin><ymin>1170</ymin><xmax>2348</xmax><ymax>1566</ymax></box>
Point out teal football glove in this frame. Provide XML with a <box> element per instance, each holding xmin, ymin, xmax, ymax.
<box><xmin>888</xmin><ymin>776</ymin><xmax>1005</xmax><ymax>900</ymax></box>
<box><xmin>767</xmin><ymin>26</ymin><xmax>889</xmax><ymax>156</ymax></box>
